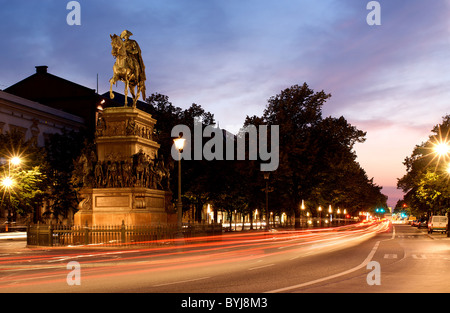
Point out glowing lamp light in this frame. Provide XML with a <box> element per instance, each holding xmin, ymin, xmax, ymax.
<box><xmin>10</xmin><ymin>157</ymin><xmax>21</xmax><ymax>166</ymax></box>
<box><xmin>174</xmin><ymin>137</ymin><xmax>186</xmax><ymax>151</ymax></box>
<box><xmin>434</xmin><ymin>142</ymin><xmax>450</xmax><ymax>156</ymax></box>
<box><xmin>1</xmin><ymin>177</ymin><xmax>14</xmax><ymax>188</ymax></box>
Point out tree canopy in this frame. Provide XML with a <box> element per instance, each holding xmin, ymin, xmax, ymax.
<box><xmin>0</xmin><ymin>130</ymin><xmax>46</xmax><ymax>222</ymax></box>
<box><xmin>146</xmin><ymin>83</ymin><xmax>387</xmax><ymax>227</ymax></box>
<box><xmin>245</xmin><ymin>83</ymin><xmax>387</xmax><ymax>227</ymax></box>
<box><xmin>397</xmin><ymin>115</ymin><xmax>450</xmax><ymax>216</ymax></box>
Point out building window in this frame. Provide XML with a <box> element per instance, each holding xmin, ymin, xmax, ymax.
<box><xmin>8</xmin><ymin>124</ymin><xmax>27</xmax><ymax>140</ymax></box>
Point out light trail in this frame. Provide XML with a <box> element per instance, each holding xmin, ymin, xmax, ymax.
<box><xmin>0</xmin><ymin>220</ymin><xmax>390</xmax><ymax>291</ymax></box>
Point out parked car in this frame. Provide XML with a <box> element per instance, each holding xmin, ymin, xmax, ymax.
<box><xmin>428</xmin><ymin>216</ymin><xmax>448</xmax><ymax>234</ymax></box>
<box><xmin>417</xmin><ymin>218</ymin><xmax>428</xmax><ymax>229</ymax></box>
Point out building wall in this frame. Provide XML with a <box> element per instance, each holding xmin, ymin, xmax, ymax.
<box><xmin>0</xmin><ymin>90</ymin><xmax>86</xmax><ymax>227</ymax></box>
<box><xmin>0</xmin><ymin>90</ymin><xmax>85</xmax><ymax>146</ymax></box>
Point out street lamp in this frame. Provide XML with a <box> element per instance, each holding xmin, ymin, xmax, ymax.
<box><xmin>434</xmin><ymin>141</ymin><xmax>450</xmax><ymax>157</ymax></box>
<box><xmin>264</xmin><ymin>173</ymin><xmax>270</xmax><ymax>230</ymax></box>
<box><xmin>318</xmin><ymin>206</ymin><xmax>322</xmax><ymax>226</ymax></box>
<box><xmin>10</xmin><ymin>157</ymin><xmax>21</xmax><ymax>167</ymax></box>
<box><xmin>329</xmin><ymin>205</ymin><xmax>333</xmax><ymax>225</ymax></box>
<box><xmin>1</xmin><ymin>177</ymin><xmax>14</xmax><ymax>189</ymax></box>
<box><xmin>2</xmin><ymin>156</ymin><xmax>21</xmax><ymax>231</ymax></box>
<box><xmin>173</xmin><ymin>137</ymin><xmax>186</xmax><ymax>230</ymax></box>
<box><xmin>447</xmin><ymin>162</ymin><xmax>450</xmax><ymax>237</ymax></box>
<box><xmin>300</xmin><ymin>199</ymin><xmax>305</xmax><ymax>228</ymax></box>
<box><xmin>432</xmin><ymin>140</ymin><xmax>450</xmax><ymax>237</ymax></box>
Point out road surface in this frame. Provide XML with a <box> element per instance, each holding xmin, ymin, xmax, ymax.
<box><xmin>0</xmin><ymin>221</ymin><xmax>448</xmax><ymax>294</ymax></box>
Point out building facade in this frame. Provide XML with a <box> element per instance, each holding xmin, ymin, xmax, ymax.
<box><xmin>0</xmin><ymin>90</ymin><xmax>85</xmax><ymax>146</ymax></box>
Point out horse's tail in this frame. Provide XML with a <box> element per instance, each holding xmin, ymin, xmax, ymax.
<box><xmin>140</xmin><ymin>81</ymin><xmax>146</xmax><ymax>101</ymax></box>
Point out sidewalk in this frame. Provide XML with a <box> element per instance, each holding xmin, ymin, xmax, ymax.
<box><xmin>0</xmin><ymin>231</ymin><xmax>26</xmax><ymax>240</ymax></box>
<box><xmin>417</xmin><ymin>228</ymin><xmax>450</xmax><ymax>240</ymax></box>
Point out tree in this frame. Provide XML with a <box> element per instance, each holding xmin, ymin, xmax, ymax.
<box><xmin>0</xmin><ymin>130</ymin><xmax>46</xmax><ymax>222</ymax></box>
<box><xmin>44</xmin><ymin>129</ymin><xmax>89</xmax><ymax>221</ymax></box>
<box><xmin>398</xmin><ymin>115</ymin><xmax>450</xmax><ymax>216</ymax></box>
<box><xmin>244</xmin><ymin>83</ymin><xmax>386</xmax><ymax>227</ymax></box>
<box><xmin>145</xmin><ymin>93</ymin><xmax>217</xmax><ymax>221</ymax></box>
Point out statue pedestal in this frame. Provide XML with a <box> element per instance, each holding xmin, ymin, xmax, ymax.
<box><xmin>74</xmin><ymin>106</ymin><xmax>175</xmax><ymax>226</ymax></box>
<box><xmin>74</xmin><ymin>187</ymin><xmax>174</xmax><ymax>226</ymax></box>
<box><xmin>95</xmin><ymin>106</ymin><xmax>160</xmax><ymax>161</ymax></box>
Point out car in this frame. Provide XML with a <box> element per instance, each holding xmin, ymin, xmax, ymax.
<box><xmin>428</xmin><ymin>216</ymin><xmax>448</xmax><ymax>234</ymax></box>
<box><xmin>417</xmin><ymin>218</ymin><xmax>428</xmax><ymax>229</ymax></box>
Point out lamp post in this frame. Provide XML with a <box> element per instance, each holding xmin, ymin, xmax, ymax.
<box><xmin>433</xmin><ymin>140</ymin><xmax>450</xmax><ymax>237</ymax></box>
<box><xmin>447</xmin><ymin>163</ymin><xmax>450</xmax><ymax>237</ymax></box>
<box><xmin>301</xmin><ymin>199</ymin><xmax>305</xmax><ymax>228</ymax></box>
<box><xmin>2</xmin><ymin>156</ymin><xmax>21</xmax><ymax>231</ymax></box>
<box><xmin>434</xmin><ymin>141</ymin><xmax>450</xmax><ymax>157</ymax></box>
<box><xmin>328</xmin><ymin>205</ymin><xmax>333</xmax><ymax>226</ymax></box>
<box><xmin>173</xmin><ymin>137</ymin><xmax>186</xmax><ymax>230</ymax></box>
<box><xmin>264</xmin><ymin>173</ymin><xmax>270</xmax><ymax>230</ymax></box>
<box><xmin>318</xmin><ymin>206</ymin><xmax>322</xmax><ymax>227</ymax></box>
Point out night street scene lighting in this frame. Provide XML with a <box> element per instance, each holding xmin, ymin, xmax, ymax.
<box><xmin>0</xmin><ymin>2</ymin><xmax>449</xmax><ymax>308</ymax></box>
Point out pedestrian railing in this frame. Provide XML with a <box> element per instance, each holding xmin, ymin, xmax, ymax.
<box><xmin>27</xmin><ymin>222</ymin><xmax>222</xmax><ymax>247</ymax></box>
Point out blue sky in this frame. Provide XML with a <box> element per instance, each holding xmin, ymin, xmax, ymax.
<box><xmin>1</xmin><ymin>0</ymin><xmax>449</xmax><ymax>207</ymax></box>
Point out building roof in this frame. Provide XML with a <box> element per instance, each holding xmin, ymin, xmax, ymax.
<box><xmin>0</xmin><ymin>90</ymin><xmax>85</xmax><ymax>125</ymax></box>
<box><xmin>4</xmin><ymin>66</ymin><xmax>115</xmax><ymax>130</ymax></box>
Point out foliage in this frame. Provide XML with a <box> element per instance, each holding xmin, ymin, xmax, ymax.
<box><xmin>147</xmin><ymin>84</ymin><xmax>387</xmax><ymax>228</ymax></box>
<box><xmin>246</xmin><ymin>83</ymin><xmax>387</xmax><ymax>227</ymax></box>
<box><xmin>44</xmin><ymin>129</ymin><xmax>89</xmax><ymax>220</ymax></box>
<box><xmin>146</xmin><ymin>93</ymin><xmax>217</xmax><ymax>221</ymax></box>
<box><xmin>397</xmin><ymin>115</ymin><xmax>450</xmax><ymax>216</ymax></box>
<box><xmin>0</xmin><ymin>130</ymin><xmax>46</xmax><ymax>220</ymax></box>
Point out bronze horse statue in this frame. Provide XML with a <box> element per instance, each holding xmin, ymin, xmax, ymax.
<box><xmin>109</xmin><ymin>31</ymin><xmax>146</xmax><ymax>107</ymax></box>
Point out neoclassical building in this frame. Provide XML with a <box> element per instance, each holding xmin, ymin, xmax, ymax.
<box><xmin>0</xmin><ymin>65</ymin><xmax>112</xmax><ymax>225</ymax></box>
<box><xmin>0</xmin><ymin>90</ymin><xmax>85</xmax><ymax>146</ymax></box>
<box><xmin>0</xmin><ymin>89</ymin><xmax>86</xmax><ymax>225</ymax></box>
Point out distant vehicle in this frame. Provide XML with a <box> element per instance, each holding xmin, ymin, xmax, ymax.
<box><xmin>417</xmin><ymin>218</ymin><xmax>428</xmax><ymax>229</ymax></box>
<box><xmin>428</xmin><ymin>216</ymin><xmax>448</xmax><ymax>234</ymax></box>
<box><xmin>411</xmin><ymin>220</ymin><xmax>419</xmax><ymax>227</ymax></box>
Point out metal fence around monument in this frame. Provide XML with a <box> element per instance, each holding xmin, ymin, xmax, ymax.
<box><xmin>26</xmin><ymin>222</ymin><xmax>222</xmax><ymax>247</ymax></box>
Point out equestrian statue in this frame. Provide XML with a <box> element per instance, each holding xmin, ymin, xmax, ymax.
<box><xmin>109</xmin><ymin>30</ymin><xmax>146</xmax><ymax>107</ymax></box>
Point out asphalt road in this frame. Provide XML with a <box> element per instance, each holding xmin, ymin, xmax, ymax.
<box><xmin>0</xmin><ymin>222</ymin><xmax>448</xmax><ymax>294</ymax></box>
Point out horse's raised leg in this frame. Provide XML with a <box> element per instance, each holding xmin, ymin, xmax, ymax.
<box><xmin>131</xmin><ymin>85</ymin><xmax>138</xmax><ymax>108</ymax></box>
<box><xmin>124</xmin><ymin>79</ymin><xmax>129</xmax><ymax>106</ymax></box>
<box><xmin>109</xmin><ymin>78</ymin><xmax>116</xmax><ymax>99</ymax></box>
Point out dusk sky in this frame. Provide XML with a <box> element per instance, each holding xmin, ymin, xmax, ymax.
<box><xmin>1</xmin><ymin>1</ymin><xmax>449</xmax><ymax>208</ymax></box>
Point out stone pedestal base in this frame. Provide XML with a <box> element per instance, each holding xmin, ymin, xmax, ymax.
<box><xmin>74</xmin><ymin>187</ymin><xmax>174</xmax><ymax>226</ymax></box>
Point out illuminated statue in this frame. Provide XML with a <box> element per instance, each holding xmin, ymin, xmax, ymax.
<box><xmin>109</xmin><ymin>30</ymin><xmax>146</xmax><ymax>107</ymax></box>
